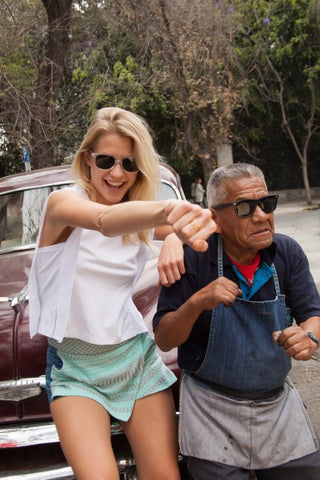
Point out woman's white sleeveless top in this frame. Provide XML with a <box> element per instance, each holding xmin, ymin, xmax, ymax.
<box><xmin>64</xmin><ymin>228</ymin><xmax>150</xmax><ymax>343</ymax></box>
<box><xmin>29</xmin><ymin>188</ymin><xmax>151</xmax><ymax>344</ymax></box>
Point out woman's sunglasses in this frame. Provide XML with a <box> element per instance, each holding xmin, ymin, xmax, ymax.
<box><xmin>211</xmin><ymin>194</ymin><xmax>279</xmax><ymax>218</ymax></box>
<box><xmin>90</xmin><ymin>152</ymin><xmax>139</xmax><ymax>173</ymax></box>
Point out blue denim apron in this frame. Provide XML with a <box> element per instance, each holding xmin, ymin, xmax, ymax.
<box><xmin>179</xmin><ymin>236</ymin><xmax>319</xmax><ymax>468</ymax></box>
<box><xmin>194</xmin><ymin>235</ymin><xmax>291</xmax><ymax>393</ymax></box>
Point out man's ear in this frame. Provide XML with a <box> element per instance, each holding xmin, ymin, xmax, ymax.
<box><xmin>210</xmin><ymin>208</ymin><xmax>222</xmax><ymax>233</ymax></box>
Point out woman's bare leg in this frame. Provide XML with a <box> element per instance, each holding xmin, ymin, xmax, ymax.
<box><xmin>121</xmin><ymin>388</ymin><xmax>180</xmax><ymax>480</ymax></box>
<box><xmin>51</xmin><ymin>396</ymin><xmax>119</xmax><ymax>480</ymax></box>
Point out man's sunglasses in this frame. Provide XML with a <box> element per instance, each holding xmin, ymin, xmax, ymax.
<box><xmin>211</xmin><ymin>194</ymin><xmax>279</xmax><ymax>218</ymax></box>
<box><xmin>90</xmin><ymin>152</ymin><xmax>139</xmax><ymax>173</ymax></box>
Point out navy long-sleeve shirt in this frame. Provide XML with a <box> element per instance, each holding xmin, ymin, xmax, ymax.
<box><xmin>153</xmin><ymin>233</ymin><xmax>320</xmax><ymax>372</ymax></box>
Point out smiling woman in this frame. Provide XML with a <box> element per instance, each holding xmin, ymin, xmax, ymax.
<box><xmin>27</xmin><ymin>106</ymin><xmax>216</xmax><ymax>480</ymax></box>
<box><xmin>83</xmin><ymin>133</ymin><xmax>139</xmax><ymax>207</ymax></box>
<box><xmin>0</xmin><ymin>161</ymin><xmax>191</xmax><ymax>478</ymax></box>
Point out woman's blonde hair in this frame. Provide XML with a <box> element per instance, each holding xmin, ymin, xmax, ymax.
<box><xmin>72</xmin><ymin>107</ymin><xmax>161</xmax><ymax>244</ymax></box>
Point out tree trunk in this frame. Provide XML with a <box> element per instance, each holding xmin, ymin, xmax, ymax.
<box><xmin>302</xmin><ymin>160</ymin><xmax>312</xmax><ymax>205</ymax></box>
<box><xmin>30</xmin><ymin>0</ymin><xmax>73</xmax><ymax>170</ymax></box>
<box><xmin>201</xmin><ymin>154</ymin><xmax>217</xmax><ymax>187</ymax></box>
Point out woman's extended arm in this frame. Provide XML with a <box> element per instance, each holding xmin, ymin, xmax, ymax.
<box><xmin>40</xmin><ymin>189</ymin><xmax>216</xmax><ymax>251</ymax></box>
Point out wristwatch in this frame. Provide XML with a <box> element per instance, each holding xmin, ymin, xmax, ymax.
<box><xmin>307</xmin><ymin>332</ymin><xmax>320</xmax><ymax>349</ymax></box>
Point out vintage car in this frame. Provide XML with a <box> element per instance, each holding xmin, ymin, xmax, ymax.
<box><xmin>0</xmin><ymin>163</ymin><xmax>188</xmax><ymax>479</ymax></box>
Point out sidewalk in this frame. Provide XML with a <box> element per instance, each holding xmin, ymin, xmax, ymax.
<box><xmin>274</xmin><ymin>198</ymin><xmax>320</xmax><ymax>435</ymax></box>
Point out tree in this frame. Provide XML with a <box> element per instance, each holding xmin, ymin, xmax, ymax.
<box><xmin>0</xmin><ymin>0</ymin><xmax>73</xmax><ymax>173</ymax></box>
<box><xmin>30</xmin><ymin>0</ymin><xmax>73</xmax><ymax>169</ymax></box>
<box><xmin>59</xmin><ymin>1</ymin><xmax>178</xmax><ymax>167</ymax></box>
<box><xmin>233</xmin><ymin>0</ymin><xmax>320</xmax><ymax>204</ymax></box>
<box><xmin>2</xmin><ymin>0</ymin><xmax>319</xmax><ymax>195</ymax></box>
<box><xmin>0</xmin><ymin>0</ymin><xmax>44</xmax><ymax>173</ymax></box>
<box><xmin>105</xmin><ymin>0</ymin><xmax>243</xmax><ymax>183</ymax></box>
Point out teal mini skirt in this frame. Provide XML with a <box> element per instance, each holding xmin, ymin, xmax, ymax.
<box><xmin>47</xmin><ymin>333</ymin><xmax>176</xmax><ymax>422</ymax></box>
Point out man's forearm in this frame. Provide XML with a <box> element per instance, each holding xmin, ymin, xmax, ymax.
<box><xmin>154</xmin><ymin>295</ymin><xmax>203</xmax><ymax>351</ymax></box>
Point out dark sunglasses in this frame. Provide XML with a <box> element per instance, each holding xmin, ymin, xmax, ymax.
<box><xmin>211</xmin><ymin>194</ymin><xmax>279</xmax><ymax>218</ymax></box>
<box><xmin>90</xmin><ymin>152</ymin><xmax>139</xmax><ymax>173</ymax></box>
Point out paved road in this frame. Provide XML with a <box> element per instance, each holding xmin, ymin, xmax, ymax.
<box><xmin>275</xmin><ymin>198</ymin><xmax>320</xmax><ymax>435</ymax></box>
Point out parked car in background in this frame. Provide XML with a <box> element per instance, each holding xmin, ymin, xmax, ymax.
<box><xmin>0</xmin><ymin>163</ymin><xmax>187</xmax><ymax>479</ymax></box>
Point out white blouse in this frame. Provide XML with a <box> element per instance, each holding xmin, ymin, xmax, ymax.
<box><xmin>29</xmin><ymin>188</ymin><xmax>151</xmax><ymax>344</ymax></box>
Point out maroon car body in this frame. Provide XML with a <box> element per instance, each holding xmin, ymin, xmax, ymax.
<box><xmin>0</xmin><ymin>163</ymin><xmax>186</xmax><ymax>479</ymax></box>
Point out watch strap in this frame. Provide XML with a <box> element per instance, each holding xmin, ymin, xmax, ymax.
<box><xmin>307</xmin><ymin>331</ymin><xmax>319</xmax><ymax>348</ymax></box>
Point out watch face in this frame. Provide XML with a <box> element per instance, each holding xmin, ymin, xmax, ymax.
<box><xmin>307</xmin><ymin>332</ymin><xmax>319</xmax><ymax>346</ymax></box>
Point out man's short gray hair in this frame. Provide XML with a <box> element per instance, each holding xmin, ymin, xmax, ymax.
<box><xmin>207</xmin><ymin>163</ymin><xmax>267</xmax><ymax>207</ymax></box>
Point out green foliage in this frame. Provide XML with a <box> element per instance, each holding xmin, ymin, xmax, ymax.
<box><xmin>231</xmin><ymin>0</ymin><xmax>320</xmax><ymax>189</ymax></box>
<box><xmin>1</xmin><ymin>0</ymin><xmax>320</xmax><ymax>191</ymax></box>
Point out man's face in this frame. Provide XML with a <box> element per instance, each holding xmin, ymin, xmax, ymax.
<box><xmin>212</xmin><ymin>176</ymin><xmax>275</xmax><ymax>264</ymax></box>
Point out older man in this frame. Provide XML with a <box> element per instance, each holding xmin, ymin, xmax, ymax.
<box><xmin>153</xmin><ymin>163</ymin><xmax>320</xmax><ymax>480</ymax></box>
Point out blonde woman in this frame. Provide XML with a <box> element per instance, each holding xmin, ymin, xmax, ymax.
<box><xmin>28</xmin><ymin>107</ymin><xmax>215</xmax><ymax>480</ymax></box>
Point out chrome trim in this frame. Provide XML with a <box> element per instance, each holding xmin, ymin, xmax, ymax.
<box><xmin>0</xmin><ymin>416</ymin><xmax>182</xmax><ymax>479</ymax></box>
<box><xmin>0</xmin><ymin>419</ymin><xmax>123</xmax><ymax>449</ymax></box>
<box><xmin>0</xmin><ymin>422</ymin><xmax>59</xmax><ymax>448</ymax></box>
<box><xmin>0</xmin><ymin>181</ymin><xmax>72</xmax><ymax>197</ymax></box>
<box><xmin>0</xmin><ymin>465</ymin><xmax>75</xmax><ymax>480</ymax></box>
<box><xmin>0</xmin><ymin>421</ymin><xmax>133</xmax><ymax>480</ymax></box>
<box><xmin>0</xmin><ymin>285</ymin><xmax>29</xmax><ymax>305</ymax></box>
<box><xmin>0</xmin><ymin>376</ymin><xmax>46</xmax><ymax>402</ymax></box>
<box><xmin>9</xmin><ymin>285</ymin><xmax>28</xmax><ymax>309</ymax></box>
<box><xmin>159</xmin><ymin>179</ymin><xmax>183</xmax><ymax>200</ymax></box>
<box><xmin>0</xmin><ymin>460</ymin><xmax>137</xmax><ymax>480</ymax></box>
<box><xmin>0</xmin><ymin>244</ymin><xmax>35</xmax><ymax>255</ymax></box>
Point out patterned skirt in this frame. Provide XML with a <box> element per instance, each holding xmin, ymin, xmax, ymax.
<box><xmin>46</xmin><ymin>333</ymin><xmax>176</xmax><ymax>421</ymax></box>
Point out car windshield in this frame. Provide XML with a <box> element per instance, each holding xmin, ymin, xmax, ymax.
<box><xmin>0</xmin><ymin>185</ymin><xmax>70</xmax><ymax>252</ymax></box>
<box><xmin>0</xmin><ymin>180</ymin><xmax>180</xmax><ymax>253</ymax></box>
